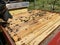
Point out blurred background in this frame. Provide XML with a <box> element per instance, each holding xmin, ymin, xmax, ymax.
<box><xmin>4</xmin><ymin>0</ymin><xmax>60</xmax><ymax>12</ymax></box>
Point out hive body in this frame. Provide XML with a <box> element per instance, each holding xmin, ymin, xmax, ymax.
<box><xmin>5</xmin><ymin>10</ymin><xmax>60</xmax><ymax>45</ymax></box>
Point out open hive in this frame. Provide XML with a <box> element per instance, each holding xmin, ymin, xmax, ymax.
<box><xmin>5</xmin><ymin>10</ymin><xmax>60</xmax><ymax>45</ymax></box>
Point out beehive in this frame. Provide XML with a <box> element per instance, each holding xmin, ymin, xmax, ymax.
<box><xmin>5</xmin><ymin>10</ymin><xmax>60</xmax><ymax>45</ymax></box>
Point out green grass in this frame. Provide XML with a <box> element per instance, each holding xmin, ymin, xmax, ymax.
<box><xmin>28</xmin><ymin>0</ymin><xmax>60</xmax><ymax>12</ymax></box>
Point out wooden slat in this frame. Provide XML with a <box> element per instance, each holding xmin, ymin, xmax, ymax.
<box><xmin>29</xmin><ymin>20</ymin><xmax>60</xmax><ymax>45</ymax></box>
<box><xmin>15</xmin><ymin>15</ymin><xmax>60</xmax><ymax>45</ymax></box>
<box><xmin>5</xmin><ymin>10</ymin><xmax>60</xmax><ymax>45</ymax></box>
<box><xmin>6</xmin><ymin>12</ymin><xmax>58</xmax><ymax>41</ymax></box>
<box><xmin>15</xmin><ymin>15</ymin><xmax>59</xmax><ymax>39</ymax></box>
<box><xmin>9</xmin><ymin>8</ymin><xmax>28</xmax><ymax>15</ymax></box>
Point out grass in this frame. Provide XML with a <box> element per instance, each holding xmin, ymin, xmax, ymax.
<box><xmin>28</xmin><ymin>0</ymin><xmax>60</xmax><ymax>12</ymax></box>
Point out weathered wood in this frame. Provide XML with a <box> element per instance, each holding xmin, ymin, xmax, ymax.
<box><xmin>29</xmin><ymin>20</ymin><xmax>60</xmax><ymax>45</ymax></box>
<box><xmin>5</xmin><ymin>10</ymin><xmax>60</xmax><ymax>45</ymax></box>
<box><xmin>15</xmin><ymin>16</ymin><xmax>60</xmax><ymax>45</ymax></box>
<box><xmin>15</xmin><ymin>15</ymin><xmax>59</xmax><ymax>39</ymax></box>
<box><xmin>9</xmin><ymin>8</ymin><xmax>28</xmax><ymax>15</ymax></box>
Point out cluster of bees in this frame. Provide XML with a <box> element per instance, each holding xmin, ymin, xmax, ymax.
<box><xmin>5</xmin><ymin>10</ymin><xmax>53</xmax><ymax>42</ymax></box>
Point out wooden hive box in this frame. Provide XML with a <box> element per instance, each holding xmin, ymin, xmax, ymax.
<box><xmin>0</xmin><ymin>2</ymin><xmax>60</xmax><ymax>45</ymax></box>
<box><xmin>3</xmin><ymin>9</ymin><xmax>60</xmax><ymax>45</ymax></box>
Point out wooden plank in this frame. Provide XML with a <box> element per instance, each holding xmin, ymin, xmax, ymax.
<box><xmin>10</xmin><ymin>18</ymin><xmax>46</xmax><ymax>42</ymax></box>
<box><xmin>5</xmin><ymin>10</ymin><xmax>60</xmax><ymax>45</ymax></box>
<box><xmin>15</xmin><ymin>15</ymin><xmax>59</xmax><ymax>39</ymax></box>
<box><xmin>9</xmin><ymin>8</ymin><xmax>28</xmax><ymax>15</ymax></box>
<box><xmin>16</xmin><ymin>21</ymin><xmax>53</xmax><ymax>45</ymax></box>
<box><xmin>29</xmin><ymin>20</ymin><xmax>60</xmax><ymax>45</ymax></box>
<box><xmin>15</xmin><ymin>16</ymin><xmax>60</xmax><ymax>45</ymax></box>
<box><xmin>6</xmin><ymin>13</ymin><xmax>59</xmax><ymax>42</ymax></box>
